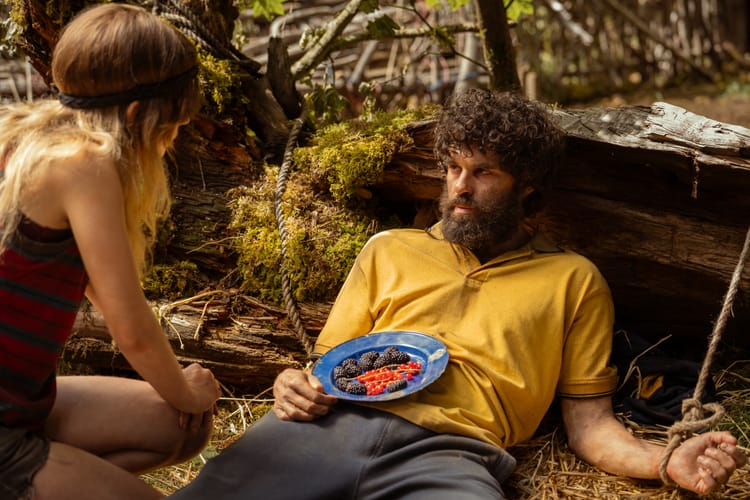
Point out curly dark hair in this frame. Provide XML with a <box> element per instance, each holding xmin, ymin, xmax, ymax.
<box><xmin>433</xmin><ymin>89</ymin><xmax>565</xmax><ymax>214</ymax></box>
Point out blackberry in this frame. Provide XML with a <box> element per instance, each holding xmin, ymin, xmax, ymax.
<box><xmin>392</xmin><ymin>351</ymin><xmax>411</xmax><ymax>364</ymax></box>
<box><xmin>333</xmin><ymin>365</ymin><xmax>346</xmax><ymax>381</ymax></box>
<box><xmin>345</xmin><ymin>382</ymin><xmax>367</xmax><ymax>395</ymax></box>
<box><xmin>373</xmin><ymin>346</ymin><xmax>401</xmax><ymax>368</ymax></box>
<box><xmin>372</xmin><ymin>355</ymin><xmax>391</xmax><ymax>369</ymax></box>
<box><xmin>358</xmin><ymin>350</ymin><xmax>380</xmax><ymax>372</ymax></box>
<box><xmin>341</xmin><ymin>357</ymin><xmax>357</xmax><ymax>368</ymax></box>
<box><xmin>335</xmin><ymin>377</ymin><xmax>350</xmax><ymax>391</ymax></box>
<box><xmin>341</xmin><ymin>358</ymin><xmax>360</xmax><ymax>378</ymax></box>
<box><xmin>383</xmin><ymin>346</ymin><xmax>399</xmax><ymax>357</ymax></box>
<box><xmin>386</xmin><ymin>379</ymin><xmax>408</xmax><ymax>392</ymax></box>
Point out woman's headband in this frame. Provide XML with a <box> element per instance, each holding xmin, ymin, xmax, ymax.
<box><xmin>56</xmin><ymin>66</ymin><xmax>198</xmax><ymax>109</ymax></box>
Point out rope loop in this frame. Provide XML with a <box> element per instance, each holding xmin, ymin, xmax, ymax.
<box><xmin>657</xmin><ymin>223</ymin><xmax>749</xmax><ymax>487</ymax></box>
<box><xmin>658</xmin><ymin>400</ymin><xmax>726</xmax><ymax>484</ymax></box>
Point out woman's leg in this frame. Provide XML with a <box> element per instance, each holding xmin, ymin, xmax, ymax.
<box><xmin>32</xmin><ymin>441</ymin><xmax>164</xmax><ymax>500</ymax></box>
<box><xmin>44</xmin><ymin>375</ymin><xmax>212</xmax><ymax>471</ymax></box>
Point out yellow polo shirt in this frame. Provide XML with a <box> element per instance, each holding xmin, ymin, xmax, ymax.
<box><xmin>315</xmin><ymin>223</ymin><xmax>618</xmax><ymax>449</ymax></box>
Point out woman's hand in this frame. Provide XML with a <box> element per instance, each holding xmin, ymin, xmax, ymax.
<box><xmin>180</xmin><ymin>363</ymin><xmax>221</xmax><ymax>413</ymax></box>
<box><xmin>272</xmin><ymin>368</ymin><xmax>337</xmax><ymax>421</ymax></box>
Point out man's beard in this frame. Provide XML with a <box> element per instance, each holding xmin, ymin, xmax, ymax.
<box><xmin>439</xmin><ymin>187</ymin><xmax>525</xmax><ymax>253</ymax></box>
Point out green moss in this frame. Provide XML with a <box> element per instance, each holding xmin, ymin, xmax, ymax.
<box><xmin>198</xmin><ymin>50</ymin><xmax>240</xmax><ymax>114</ymax></box>
<box><xmin>293</xmin><ymin>106</ymin><xmax>437</xmax><ymax>202</ymax></box>
<box><xmin>142</xmin><ymin>261</ymin><xmax>201</xmax><ymax>300</ymax></box>
<box><xmin>228</xmin><ymin>165</ymin><xmax>374</xmax><ymax>303</ymax></box>
<box><xmin>228</xmin><ymin>106</ymin><xmax>438</xmax><ymax>302</ymax></box>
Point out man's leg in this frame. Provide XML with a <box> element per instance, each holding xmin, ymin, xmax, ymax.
<box><xmin>169</xmin><ymin>403</ymin><xmax>514</xmax><ymax>500</ymax></box>
<box><xmin>168</xmin><ymin>405</ymin><xmax>371</xmax><ymax>499</ymax></box>
<box><xmin>360</xmin><ymin>429</ymin><xmax>516</xmax><ymax>500</ymax></box>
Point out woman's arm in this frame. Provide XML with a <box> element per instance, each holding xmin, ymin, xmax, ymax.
<box><xmin>561</xmin><ymin>396</ymin><xmax>746</xmax><ymax>494</ymax></box>
<box><xmin>56</xmin><ymin>153</ymin><xmax>219</xmax><ymax>414</ymax></box>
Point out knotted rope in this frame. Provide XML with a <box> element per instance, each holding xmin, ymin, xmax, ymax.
<box><xmin>658</xmin><ymin>223</ymin><xmax>750</xmax><ymax>484</ymax></box>
<box><xmin>274</xmin><ymin>117</ymin><xmax>316</xmax><ymax>359</ymax></box>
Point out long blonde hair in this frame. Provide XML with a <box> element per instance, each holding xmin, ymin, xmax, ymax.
<box><xmin>0</xmin><ymin>3</ymin><xmax>201</xmax><ymax>277</ymax></box>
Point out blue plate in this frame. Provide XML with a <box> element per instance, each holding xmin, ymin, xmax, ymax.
<box><xmin>312</xmin><ymin>330</ymin><xmax>449</xmax><ymax>401</ymax></box>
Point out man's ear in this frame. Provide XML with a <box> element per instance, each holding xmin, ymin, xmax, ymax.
<box><xmin>521</xmin><ymin>185</ymin><xmax>535</xmax><ymax>200</ymax></box>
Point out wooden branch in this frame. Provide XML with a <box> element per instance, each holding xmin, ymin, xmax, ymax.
<box><xmin>335</xmin><ymin>22</ymin><xmax>480</xmax><ymax>48</ymax></box>
<box><xmin>474</xmin><ymin>0</ymin><xmax>521</xmax><ymax>91</ymax></box>
<box><xmin>267</xmin><ymin>36</ymin><xmax>303</xmax><ymax>119</ymax></box>
<box><xmin>291</xmin><ymin>0</ymin><xmax>365</xmax><ymax>79</ymax></box>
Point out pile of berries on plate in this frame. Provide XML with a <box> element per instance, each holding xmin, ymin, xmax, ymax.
<box><xmin>333</xmin><ymin>346</ymin><xmax>423</xmax><ymax>396</ymax></box>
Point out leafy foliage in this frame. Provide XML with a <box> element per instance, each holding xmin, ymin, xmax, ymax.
<box><xmin>0</xmin><ymin>6</ymin><xmax>20</xmax><ymax>58</ymax></box>
<box><xmin>423</xmin><ymin>0</ymin><xmax>533</xmax><ymax>20</ymax></box>
<box><xmin>236</xmin><ymin>0</ymin><xmax>285</xmax><ymax>20</ymax></box>
<box><xmin>142</xmin><ymin>261</ymin><xmax>201</xmax><ymax>300</ymax></box>
<box><xmin>505</xmin><ymin>0</ymin><xmax>534</xmax><ymax>21</ymax></box>
<box><xmin>366</xmin><ymin>14</ymin><xmax>400</xmax><ymax>39</ymax></box>
<box><xmin>228</xmin><ymin>167</ymin><xmax>375</xmax><ymax>303</ymax></box>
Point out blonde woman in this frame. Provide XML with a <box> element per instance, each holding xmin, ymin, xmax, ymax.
<box><xmin>0</xmin><ymin>4</ymin><xmax>221</xmax><ymax>499</ymax></box>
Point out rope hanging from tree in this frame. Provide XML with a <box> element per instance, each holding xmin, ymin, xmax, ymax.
<box><xmin>274</xmin><ymin>117</ymin><xmax>316</xmax><ymax>359</ymax></box>
<box><xmin>658</xmin><ymin>223</ymin><xmax>750</xmax><ymax>484</ymax></box>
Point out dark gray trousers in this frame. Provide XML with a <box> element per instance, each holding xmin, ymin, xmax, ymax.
<box><xmin>169</xmin><ymin>403</ymin><xmax>516</xmax><ymax>500</ymax></box>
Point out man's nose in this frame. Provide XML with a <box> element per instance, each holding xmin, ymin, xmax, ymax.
<box><xmin>454</xmin><ymin>170</ymin><xmax>473</xmax><ymax>195</ymax></box>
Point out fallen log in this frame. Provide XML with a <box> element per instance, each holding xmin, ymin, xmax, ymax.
<box><xmin>67</xmin><ymin>293</ymin><xmax>330</xmax><ymax>395</ymax></box>
<box><xmin>546</xmin><ymin>103</ymin><xmax>750</xmax><ymax>355</ymax></box>
<box><xmin>63</xmin><ymin>102</ymin><xmax>750</xmax><ymax>392</ymax></box>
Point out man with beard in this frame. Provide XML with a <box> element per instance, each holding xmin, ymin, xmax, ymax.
<box><xmin>170</xmin><ymin>89</ymin><xmax>745</xmax><ymax>499</ymax></box>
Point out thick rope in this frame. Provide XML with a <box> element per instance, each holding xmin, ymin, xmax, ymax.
<box><xmin>658</xmin><ymin>223</ymin><xmax>750</xmax><ymax>484</ymax></box>
<box><xmin>153</xmin><ymin>0</ymin><xmax>261</xmax><ymax>75</ymax></box>
<box><xmin>274</xmin><ymin>117</ymin><xmax>315</xmax><ymax>359</ymax></box>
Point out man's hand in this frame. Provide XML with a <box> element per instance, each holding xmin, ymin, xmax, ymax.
<box><xmin>562</xmin><ymin>397</ymin><xmax>747</xmax><ymax>495</ymax></box>
<box><xmin>666</xmin><ymin>432</ymin><xmax>748</xmax><ymax>494</ymax></box>
<box><xmin>272</xmin><ymin>368</ymin><xmax>337</xmax><ymax>421</ymax></box>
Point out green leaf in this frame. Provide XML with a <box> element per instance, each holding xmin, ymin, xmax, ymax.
<box><xmin>424</xmin><ymin>0</ymin><xmax>471</xmax><ymax>10</ymax></box>
<box><xmin>251</xmin><ymin>0</ymin><xmax>285</xmax><ymax>20</ymax></box>
<box><xmin>360</xmin><ymin>0</ymin><xmax>380</xmax><ymax>14</ymax></box>
<box><xmin>366</xmin><ymin>15</ymin><xmax>399</xmax><ymax>39</ymax></box>
<box><xmin>505</xmin><ymin>0</ymin><xmax>534</xmax><ymax>21</ymax></box>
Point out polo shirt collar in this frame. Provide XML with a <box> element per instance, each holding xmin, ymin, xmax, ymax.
<box><xmin>426</xmin><ymin>221</ymin><xmax>563</xmax><ymax>265</ymax></box>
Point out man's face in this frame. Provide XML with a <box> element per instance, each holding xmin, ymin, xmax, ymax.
<box><xmin>439</xmin><ymin>147</ymin><xmax>527</xmax><ymax>252</ymax></box>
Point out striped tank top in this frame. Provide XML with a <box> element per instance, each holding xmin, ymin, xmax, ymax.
<box><xmin>0</xmin><ymin>217</ymin><xmax>87</xmax><ymax>429</ymax></box>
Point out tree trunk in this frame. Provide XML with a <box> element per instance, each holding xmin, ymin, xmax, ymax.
<box><xmin>474</xmin><ymin>0</ymin><xmax>522</xmax><ymax>91</ymax></box>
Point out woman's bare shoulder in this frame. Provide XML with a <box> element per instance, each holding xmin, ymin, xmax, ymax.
<box><xmin>21</xmin><ymin>149</ymin><xmax>120</xmax><ymax>230</ymax></box>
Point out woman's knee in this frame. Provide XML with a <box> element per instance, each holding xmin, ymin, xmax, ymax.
<box><xmin>169</xmin><ymin>411</ymin><xmax>214</xmax><ymax>464</ymax></box>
